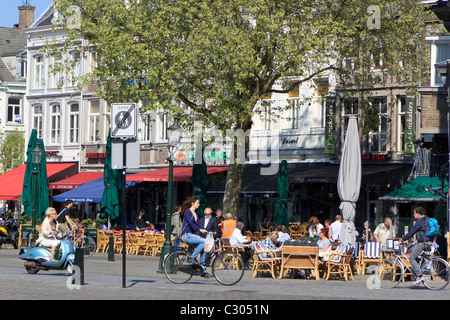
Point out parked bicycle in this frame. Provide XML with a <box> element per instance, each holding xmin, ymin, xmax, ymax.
<box><xmin>163</xmin><ymin>245</ymin><xmax>245</xmax><ymax>286</ymax></box>
<box><xmin>72</xmin><ymin>228</ymin><xmax>96</xmax><ymax>258</ymax></box>
<box><xmin>376</xmin><ymin>242</ymin><xmax>449</xmax><ymax>290</ymax></box>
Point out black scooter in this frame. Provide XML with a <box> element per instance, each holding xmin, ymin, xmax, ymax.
<box><xmin>0</xmin><ymin>219</ymin><xmax>19</xmax><ymax>249</ymax></box>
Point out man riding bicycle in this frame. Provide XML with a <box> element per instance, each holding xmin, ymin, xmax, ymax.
<box><xmin>398</xmin><ymin>206</ymin><xmax>434</xmax><ymax>284</ymax></box>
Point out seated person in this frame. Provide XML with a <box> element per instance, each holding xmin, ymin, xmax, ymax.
<box><xmin>230</xmin><ymin>221</ymin><xmax>250</xmax><ymax>246</ymax></box>
<box><xmin>275</xmin><ymin>224</ymin><xmax>291</xmax><ymax>243</ymax></box>
<box><xmin>318</xmin><ymin>228</ymin><xmax>332</xmax><ymax>259</ymax></box>
<box><xmin>230</xmin><ymin>221</ymin><xmax>252</xmax><ymax>267</ymax></box>
<box><xmin>260</xmin><ymin>231</ymin><xmax>282</xmax><ymax>258</ymax></box>
<box><xmin>36</xmin><ymin>207</ymin><xmax>61</xmax><ymax>262</ymax></box>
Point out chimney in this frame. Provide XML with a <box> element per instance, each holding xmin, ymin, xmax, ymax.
<box><xmin>17</xmin><ymin>5</ymin><xmax>35</xmax><ymax>29</ymax></box>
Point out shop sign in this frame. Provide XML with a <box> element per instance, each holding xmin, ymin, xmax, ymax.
<box><xmin>404</xmin><ymin>96</ymin><xmax>416</xmax><ymax>154</ymax></box>
<box><xmin>324</xmin><ymin>100</ymin><xmax>335</xmax><ymax>154</ymax></box>
<box><xmin>175</xmin><ymin>151</ymin><xmax>229</xmax><ymax>163</ymax></box>
<box><xmin>86</xmin><ymin>153</ymin><xmax>106</xmax><ymax>159</ymax></box>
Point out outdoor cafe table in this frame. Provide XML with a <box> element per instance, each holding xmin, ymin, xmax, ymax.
<box><xmin>278</xmin><ymin>246</ymin><xmax>319</xmax><ymax>280</ymax></box>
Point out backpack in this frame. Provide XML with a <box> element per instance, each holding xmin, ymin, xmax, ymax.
<box><xmin>425</xmin><ymin>217</ymin><xmax>440</xmax><ymax>237</ymax></box>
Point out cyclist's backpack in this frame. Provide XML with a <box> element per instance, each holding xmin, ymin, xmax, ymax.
<box><xmin>425</xmin><ymin>217</ymin><xmax>440</xmax><ymax>237</ymax></box>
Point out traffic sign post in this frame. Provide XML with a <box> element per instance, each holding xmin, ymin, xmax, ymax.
<box><xmin>110</xmin><ymin>103</ymin><xmax>139</xmax><ymax>288</ymax></box>
<box><xmin>111</xmin><ymin>103</ymin><xmax>138</xmax><ymax>139</ymax></box>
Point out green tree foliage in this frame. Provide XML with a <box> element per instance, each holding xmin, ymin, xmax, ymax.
<box><xmin>0</xmin><ymin>129</ymin><xmax>25</xmax><ymax>174</ymax></box>
<box><xmin>48</xmin><ymin>0</ymin><xmax>430</xmax><ymax>216</ymax></box>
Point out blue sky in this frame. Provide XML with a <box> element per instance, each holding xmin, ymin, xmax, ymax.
<box><xmin>0</xmin><ymin>0</ymin><xmax>53</xmax><ymax>28</ymax></box>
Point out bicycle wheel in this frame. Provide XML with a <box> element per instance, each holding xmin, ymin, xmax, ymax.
<box><xmin>377</xmin><ymin>258</ymin><xmax>403</xmax><ymax>289</ymax></box>
<box><xmin>164</xmin><ymin>250</ymin><xmax>193</xmax><ymax>284</ymax></box>
<box><xmin>421</xmin><ymin>257</ymin><xmax>450</xmax><ymax>290</ymax></box>
<box><xmin>212</xmin><ymin>251</ymin><xmax>245</xmax><ymax>286</ymax></box>
<box><xmin>75</xmin><ymin>236</ymin><xmax>96</xmax><ymax>257</ymax></box>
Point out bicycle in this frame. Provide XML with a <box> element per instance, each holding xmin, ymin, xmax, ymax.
<box><xmin>376</xmin><ymin>242</ymin><xmax>449</xmax><ymax>290</ymax></box>
<box><xmin>72</xmin><ymin>228</ymin><xmax>96</xmax><ymax>258</ymax></box>
<box><xmin>163</xmin><ymin>245</ymin><xmax>245</xmax><ymax>286</ymax></box>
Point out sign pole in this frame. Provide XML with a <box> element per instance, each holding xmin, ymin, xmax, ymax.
<box><xmin>122</xmin><ymin>138</ymin><xmax>127</xmax><ymax>288</ymax></box>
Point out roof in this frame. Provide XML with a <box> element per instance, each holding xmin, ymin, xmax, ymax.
<box><xmin>30</xmin><ymin>4</ymin><xmax>54</xmax><ymax>28</ymax></box>
<box><xmin>0</xmin><ymin>28</ymin><xmax>27</xmax><ymax>56</ymax></box>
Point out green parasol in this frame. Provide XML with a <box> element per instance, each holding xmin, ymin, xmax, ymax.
<box><xmin>22</xmin><ymin>129</ymin><xmax>49</xmax><ymax>219</ymax></box>
<box><xmin>275</xmin><ymin>160</ymin><xmax>289</xmax><ymax>232</ymax></box>
<box><xmin>100</xmin><ymin>130</ymin><xmax>123</xmax><ymax>224</ymax></box>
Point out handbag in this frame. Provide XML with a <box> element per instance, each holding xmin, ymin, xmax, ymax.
<box><xmin>204</xmin><ymin>232</ymin><xmax>215</xmax><ymax>252</ymax></box>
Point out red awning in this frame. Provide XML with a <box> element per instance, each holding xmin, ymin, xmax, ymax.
<box><xmin>126</xmin><ymin>166</ymin><xmax>228</xmax><ymax>182</ymax></box>
<box><xmin>49</xmin><ymin>172</ymin><xmax>104</xmax><ymax>190</ymax></box>
<box><xmin>0</xmin><ymin>162</ymin><xmax>78</xmax><ymax>200</ymax></box>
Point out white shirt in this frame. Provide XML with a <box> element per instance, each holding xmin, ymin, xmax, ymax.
<box><xmin>204</xmin><ymin>217</ymin><xmax>210</xmax><ymax>228</ymax></box>
<box><xmin>229</xmin><ymin>228</ymin><xmax>249</xmax><ymax>246</ymax></box>
<box><xmin>330</xmin><ymin>221</ymin><xmax>342</xmax><ymax>241</ymax></box>
<box><xmin>309</xmin><ymin>223</ymin><xmax>324</xmax><ymax>237</ymax></box>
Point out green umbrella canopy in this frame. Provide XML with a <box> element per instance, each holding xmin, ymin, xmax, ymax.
<box><xmin>275</xmin><ymin>160</ymin><xmax>289</xmax><ymax>232</ymax></box>
<box><xmin>191</xmin><ymin>146</ymin><xmax>208</xmax><ymax>218</ymax></box>
<box><xmin>100</xmin><ymin>130</ymin><xmax>123</xmax><ymax>223</ymax></box>
<box><xmin>22</xmin><ymin>129</ymin><xmax>49</xmax><ymax>218</ymax></box>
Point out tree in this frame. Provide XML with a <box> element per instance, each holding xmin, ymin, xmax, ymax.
<box><xmin>48</xmin><ymin>0</ymin><xmax>429</xmax><ymax>217</ymax></box>
<box><xmin>0</xmin><ymin>129</ymin><xmax>25</xmax><ymax>174</ymax></box>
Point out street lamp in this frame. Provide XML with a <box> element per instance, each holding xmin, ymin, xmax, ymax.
<box><xmin>434</xmin><ymin>59</ymin><xmax>450</xmax><ymax>261</ymax></box>
<box><xmin>157</xmin><ymin>117</ymin><xmax>183</xmax><ymax>273</ymax></box>
<box><xmin>30</xmin><ymin>142</ymin><xmax>43</xmax><ymax>244</ymax></box>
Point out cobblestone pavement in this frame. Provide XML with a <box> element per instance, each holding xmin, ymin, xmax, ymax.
<box><xmin>1</xmin><ymin>247</ymin><xmax>449</xmax><ymax>306</ymax></box>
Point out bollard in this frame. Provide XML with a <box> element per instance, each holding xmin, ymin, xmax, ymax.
<box><xmin>74</xmin><ymin>247</ymin><xmax>85</xmax><ymax>285</ymax></box>
<box><xmin>108</xmin><ymin>235</ymin><xmax>115</xmax><ymax>262</ymax></box>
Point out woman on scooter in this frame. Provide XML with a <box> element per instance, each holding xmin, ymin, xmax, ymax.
<box><xmin>35</xmin><ymin>207</ymin><xmax>60</xmax><ymax>262</ymax></box>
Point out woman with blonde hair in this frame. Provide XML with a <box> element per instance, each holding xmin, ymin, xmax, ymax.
<box><xmin>308</xmin><ymin>216</ymin><xmax>324</xmax><ymax>238</ymax></box>
<box><xmin>36</xmin><ymin>207</ymin><xmax>61</xmax><ymax>262</ymax></box>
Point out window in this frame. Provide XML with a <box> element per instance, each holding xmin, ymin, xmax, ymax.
<box><xmin>289</xmin><ymin>99</ymin><xmax>300</xmax><ymax>129</ymax></box>
<box><xmin>158</xmin><ymin>113</ymin><xmax>167</xmax><ymax>141</ymax></box>
<box><xmin>51</xmin><ymin>104</ymin><xmax>61</xmax><ymax>144</ymax></box>
<box><xmin>141</xmin><ymin>114</ymin><xmax>152</xmax><ymax>141</ymax></box>
<box><xmin>34</xmin><ymin>55</ymin><xmax>44</xmax><ymax>88</ymax></box>
<box><xmin>33</xmin><ymin>105</ymin><xmax>43</xmax><ymax>139</ymax></box>
<box><xmin>368</xmin><ymin>97</ymin><xmax>388</xmax><ymax>152</ymax></box>
<box><xmin>89</xmin><ymin>101</ymin><xmax>100</xmax><ymax>142</ymax></box>
<box><xmin>7</xmin><ymin>98</ymin><xmax>21</xmax><ymax>123</ymax></box>
<box><xmin>51</xmin><ymin>54</ymin><xmax>62</xmax><ymax>87</ymax></box>
<box><xmin>69</xmin><ymin>103</ymin><xmax>79</xmax><ymax>143</ymax></box>
<box><xmin>263</xmin><ymin>102</ymin><xmax>271</xmax><ymax>130</ymax></box>
<box><xmin>70</xmin><ymin>51</ymin><xmax>81</xmax><ymax>86</ymax></box>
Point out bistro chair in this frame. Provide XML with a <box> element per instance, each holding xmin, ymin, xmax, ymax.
<box><xmin>154</xmin><ymin>234</ymin><xmax>165</xmax><ymax>255</ymax></box>
<box><xmin>96</xmin><ymin>229</ymin><xmax>109</xmax><ymax>253</ymax></box>
<box><xmin>359</xmin><ymin>242</ymin><xmax>382</xmax><ymax>275</ymax></box>
<box><xmin>324</xmin><ymin>244</ymin><xmax>354</xmax><ymax>281</ymax></box>
<box><xmin>251</xmin><ymin>241</ymin><xmax>282</xmax><ymax>279</ymax></box>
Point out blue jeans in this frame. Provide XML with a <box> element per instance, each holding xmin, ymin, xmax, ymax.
<box><xmin>172</xmin><ymin>233</ymin><xmax>181</xmax><ymax>251</ymax></box>
<box><xmin>181</xmin><ymin>233</ymin><xmax>206</xmax><ymax>265</ymax></box>
<box><xmin>408</xmin><ymin>242</ymin><xmax>426</xmax><ymax>278</ymax></box>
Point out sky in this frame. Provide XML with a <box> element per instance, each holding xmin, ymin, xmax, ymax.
<box><xmin>0</xmin><ymin>0</ymin><xmax>54</xmax><ymax>28</ymax></box>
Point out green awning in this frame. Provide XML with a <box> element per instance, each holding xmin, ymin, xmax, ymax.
<box><xmin>380</xmin><ymin>176</ymin><xmax>448</xmax><ymax>202</ymax></box>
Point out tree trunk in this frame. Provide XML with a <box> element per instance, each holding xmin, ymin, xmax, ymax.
<box><xmin>222</xmin><ymin>162</ymin><xmax>244</xmax><ymax>219</ymax></box>
<box><xmin>222</xmin><ymin>117</ymin><xmax>252</xmax><ymax>220</ymax></box>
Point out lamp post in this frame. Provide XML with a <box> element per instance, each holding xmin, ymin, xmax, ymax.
<box><xmin>30</xmin><ymin>141</ymin><xmax>43</xmax><ymax>244</ymax></box>
<box><xmin>157</xmin><ymin>117</ymin><xmax>183</xmax><ymax>273</ymax></box>
<box><xmin>434</xmin><ymin>59</ymin><xmax>450</xmax><ymax>261</ymax></box>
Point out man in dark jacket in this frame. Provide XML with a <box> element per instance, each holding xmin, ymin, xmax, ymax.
<box><xmin>398</xmin><ymin>206</ymin><xmax>432</xmax><ymax>284</ymax></box>
<box><xmin>198</xmin><ymin>207</ymin><xmax>222</xmax><ymax>239</ymax></box>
